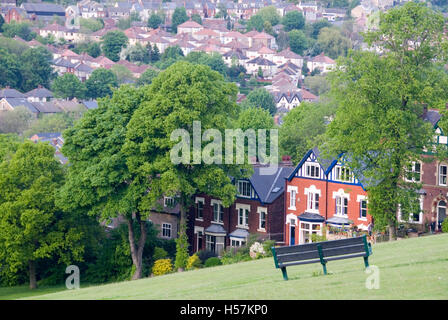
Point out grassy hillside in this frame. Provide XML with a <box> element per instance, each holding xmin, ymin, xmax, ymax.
<box><xmin>10</xmin><ymin>233</ymin><xmax>448</xmax><ymax>300</ymax></box>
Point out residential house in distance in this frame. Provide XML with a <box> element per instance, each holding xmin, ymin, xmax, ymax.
<box><xmin>29</xmin><ymin>132</ymin><xmax>67</xmax><ymax>164</ymax></box>
<box><xmin>25</xmin><ymin>86</ymin><xmax>54</xmax><ymax>102</ymax></box>
<box><xmin>21</xmin><ymin>2</ymin><xmax>65</xmax><ymax>22</ymax></box>
<box><xmin>188</xmin><ymin>165</ymin><xmax>294</xmax><ymax>255</ymax></box>
<box><xmin>148</xmin><ymin>196</ymin><xmax>181</xmax><ymax>241</ymax></box>
<box><xmin>285</xmin><ymin>147</ymin><xmax>372</xmax><ymax>245</ymax></box>
<box><xmin>307</xmin><ymin>53</ymin><xmax>336</xmax><ymax>74</ymax></box>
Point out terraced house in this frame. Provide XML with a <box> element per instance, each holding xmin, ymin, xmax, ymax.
<box><xmin>188</xmin><ymin>165</ymin><xmax>294</xmax><ymax>255</ymax></box>
<box><xmin>285</xmin><ymin>147</ymin><xmax>372</xmax><ymax>245</ymax></box>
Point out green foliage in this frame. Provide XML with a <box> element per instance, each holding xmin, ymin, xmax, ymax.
<box><xmin>84</xmin><ymin>68</ymin><xmax>118</xmax><ymax>99</ymax></box>
<box><xmin>136</xmin><ymin>68</ymin><xmax>159</xmax><ymax>86</ymax></box>
<box><xmin>255</xmin><ymin>6</ymin><xmax>281</xmax><ymax>26</ymax></box>
<box><xmin>186</xmin><ymin>253</ymin><xmax>202</xmax><ymax>270</ymax></box>
<box><xmin>51</xmin><ymin>73</ymin><xmax>86</xmax><ymax>100</ymax></box>
<box><xmin>73</xmin><ymin>41</ymin><xmax>101</xmax><ymax>58</ymax></box>
<box><xmin>0</xmin><ymin>14</ymin><xmax>4</xmax><ymax>32</ymax></box>
<box><xmin>282</xmin><ymin>11</ymin><xmax>305</xmax><ymax>32</ymax></box>
<box><xmin>289</xmin><ymin>29</ymin><xmax>308</xmax><ymax>55</ymax></box>
<box><xmin>148</xmin><ymin>13</ymin><xmax>163</xmax><ymax>29</ymax></box>
<box><xmin>242</xmin><ymin>88</ymin><xmax>276</xmax><ymax>115</ymax></box>
<box><xmin>23</xmin><ymin>112</ymin><xmax>82</xmax><ymax>139</ymax></box>
<box><xmin>0</xmin><ymin>141</ymin><xmax>84</xmax><ymax>288</ymax></box>
<box><xmin>101</xmin><ymin>30</ymin><xmax>128</xmax><ymax>62</ymax></box>
<box><xmin>204</xmin><ymin>257</ymin><xmax>222</xmax><ymax>268</ymax></box>
<box><xmin>280</xmin><ymin>101</ymin><xmax>335</xmax><ymax>163</ymax></box>
<box><xmin>316</xmin><ymin>27</ymin><xmax>352</xmax><ymax>59</ymax></box>
<box><xmin>306</xmin><ymin>19</ymin><xmax>332</xmax><ymax>39</ymax></box>
<box><xmin>2</xmin><ymin>21</ymin><xmax>36</xmax><ymax>41</ymax></box>
<box><xmin>0</xmin><ymin>47</ymin><xmax>21</xmax><ymax>89</ymax></box>
<box><xmin>110</xmin><ymin>64</ymin><xmax>134</xmax><ymax>84</ymax></box>
<box><xmin>0</xmin><ymin>134</ymin><xmax>21</xmax><ymax>163</ymax></box>
<box><xmin>123</xmin><ymin>61</ymin><xmax>251</xmax><ymax>226</ymax></box>
<box><xmin>79</xmin><ymin>18</ymin><xmax>104</xmax><ymax>33</ymax></box>
<box><xmin>172</xmin><ymin>7</ymin><xmax>188</xmax><ymax>33</ymax></box>
<box><xmin>304</xmin><ymin>75</ymin><xmax>330</xmax><ymax>96</ymax></box>
<box><xmin>191</xmin><ymin>13</ymin><xmax>202</xmax><ymax>25</ymax></box>
<box><xmin>152</xmin><ymin>259</ymin><xmax>173</xmax><ymax>276</ymax></box>
<box><xmin>220</xmin><ymin>247</ymin><xmax>251</xmax><ymax>265</ymax></box>
<box><xmin>0</xmin><ymin>106</ymin><xmax>34</xmax><ymax>135</ymax></box>
<box><xmin>197</xmin><ymin>250</ymin><xmax>217</xmax><ymax>262</ymax></box>
<box><xmin>442</xmin><ymin>219</ymin><xmax>448</xmax><ymax>233</ymax></box>
<box><xmin>153</xmin><ymin>247</ymin><xmax>168</xmax><ymax>260</ymax></box>
<box><xmin>184</xmin><ymin>51</ymin><xmax>227</xmax><ymax>76</ymax></box>
<box><xmin>326</xmin><ymin>3</ymin><xmax>448</xmax><ymax>235</ymax></box>
<box><xmin>262</xmin><ymin>240</ymin><xmax>276</xmax><ymax>257</ymax></box>
<box><xmin>247</xmin><ymin>14</ymin><xmax>264</xmax><ymax>32</ymax></box>
<box><xmin>174</xmin><ymin>224</ymin><xmax>189</xmax><ymax>270</ymax></box>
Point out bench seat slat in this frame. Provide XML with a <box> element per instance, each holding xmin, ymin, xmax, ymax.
<box><xmin>318</xmin><ymin>237</ymin><xmax>364</xmax><ymax>249</ymax></box>
<box><xmin>321</xmin><ymin>244</ymin><xmax>365</xmax><ymax>258</ymax></box>
<box><xmin>324</xmin><ymin>252</ymin><xmax>367</xmax><ymax>262</ymax></box>
<box><xmin>277</xmin><ymin>250</ymin><xmax>321</xmax><ymax>264</ymax></box>
<box><xmin>278</xmin><ymin>258</ymin><xmax>322</xmax><ymax>268</ymax></box>
<box><xmin>275</xmin><ymin>243</ymin><xmax>319</xmax><ymax>255</ymax></box>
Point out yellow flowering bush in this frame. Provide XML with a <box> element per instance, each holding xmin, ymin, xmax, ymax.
<box><xmin>186</xmin><ymin>254</ymin><xmax>201</xmax><ymax>270</ymax></box>
<box><xmin>152</xmin><ymin>259</ymin><xmax>173</xmax><ymax>276</ymax></box>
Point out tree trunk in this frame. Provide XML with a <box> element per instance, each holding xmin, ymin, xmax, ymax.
<box><xmin>29</xmin><ymin>260</ymin><xmax>37</xmax><ymax>289</ymax></box>
<box><xmin>127</xmin><ymin>213</ymin><xmax>147</xmax><ymax>280</ymax></box>
<box><xmin>388</xmin><ymin>219</ymin><xmax>397</xmax><ymax>241</ymax></box>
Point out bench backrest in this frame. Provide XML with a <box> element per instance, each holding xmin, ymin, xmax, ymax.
<box><xmin>272</xmin><ymin>236</ymin><xmax>369</xmax><ymax>267</ymax></box>
<box><xmin>318</xmin><ymin>236</ymin><xmax>367</xmax><ymax>259</ymax></box>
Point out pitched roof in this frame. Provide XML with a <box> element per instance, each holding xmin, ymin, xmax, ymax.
<box><xmin>247</xmin><ymin>56</ymin><xmax>276</xmax><ymax>66</ymax></box>
<box><xmin>178</xmin><ymin>20</ymin><xmax>203</xmax><ymax>29</ymax></box>
<box><xmin>248</xmin><ymin>166</ymin><xmax>295</xmax><ymax>204</ymax></box>
<box><xmin>0</xmin><ymin>88</ymin><xmax>26</xmax><ymax>99</ymax></box>
<box><xmin>310</xmin><ymin>53</ymin><xmax>335</xmax><ymax>64</ymax></box>
<box><xmin>25</xmin><ymin>87</ymin><xmax>53</xmax><ymax>98</ymax></box>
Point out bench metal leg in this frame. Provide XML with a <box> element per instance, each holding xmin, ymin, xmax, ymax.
<box><xmin>281</xmin><ymin>267</ymin><xmax>288</xmax><ymax>281</ymax></box>
<box><xmin>321</xmin><ymin>263</ymin><xmax>328</xmax><ymax>275</ymax></box>
<box><xmin>363</xmin><ymin>256</ymin><xmax>369</xmax><ymax>268</ymax></box>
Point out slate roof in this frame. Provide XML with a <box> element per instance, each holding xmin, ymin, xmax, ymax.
<box><xmin>31</xmin><ymin>101</ymin><xmax>62</xmax><ymax>113</ymax></box>
<box><xmin>3</xmin><ymin>98</ymin><xmax>38</xmax><ymax>113</ymax></box>
<box><xmin>25</xmin><ymin>87</ymin><xmax>53</xmax><ymax>98</ymax></box>
<box><xmin>247</xmin><ymin>165</ymin><xmax>295</xmax><ymax>204</ymax></box>
<box><xmin>0</xmin><ymin>88</ymin><xmax>26</xmax><ymax>99</ymax></box>
<box><xmin>246</xmin><ymin>56</ymin><xmax>276</xmax><ymax>66</ymax></box>
<box><xmin>22</xmin><ymin>3</ymin><xmax>65</xmax><ymax>14</ymax></box>
<box><xmin>423</xmin><ymin>109</ymin><xmax>441</xmax><ymax>128</ymax></box>
<box><xmin>81</xmin><ymin>100</ymin><xmax>98</xmax><ymax>110</ymax></box>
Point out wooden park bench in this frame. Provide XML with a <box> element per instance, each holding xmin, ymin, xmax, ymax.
<box><xmin>271</xmin><ymin>235</ymin><xmax>372</xmax><ymax>280</ymax></box>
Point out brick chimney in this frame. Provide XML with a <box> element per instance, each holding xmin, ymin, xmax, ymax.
<box><xmin>280</xmin><ymin>155</ymin><xmax>293</xmax><ymax>167</ymax></box>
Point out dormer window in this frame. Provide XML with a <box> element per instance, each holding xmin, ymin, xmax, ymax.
<box><xmin>305</xmin><ymin>163</ymin><xmax>320</xmax><ymax>178</ymax></box>
<box><xmin>164</xmin><ymin>196</ymin><xmax>174</xmax><ymax>207</ymax></box>
<box><xmin>335</xmin><ymin>166</ymin><xmax>352</xmax><ymax>182</ymax></box>
<box><xmin>237</xmin><ymin>180</ymin><xmax>251</xmax><ymax>197</ymax></box>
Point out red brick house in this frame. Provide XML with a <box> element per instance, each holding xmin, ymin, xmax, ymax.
<box><xmin>188</xmin><ymin>165</ymin><xmax>294</xmax><ymax>255</ymax></box>
<box><xmin>285</xmin><ymin>147</ymin><xmax>372</xmax><ymax>245</ymax></box>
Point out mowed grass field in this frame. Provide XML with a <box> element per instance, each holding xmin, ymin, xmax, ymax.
<box><xmin>7</xmin><ymin>233</ymin><xmax>448</xmax><ymax>300</ymax></box>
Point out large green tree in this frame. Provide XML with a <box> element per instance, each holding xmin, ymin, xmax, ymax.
<box><xmin>172</xmin><ymin>7</ymin><xmax>188</xmax><ymax>33</ymax></box>
<box><xmin>288</xmin><ymin>29</ymin><xmax>308</xmax><ymax>55</ymax></box>
<box><xmin>282</xmin><ymin>11</ymin><xmax>305</xmax><ymax>32</ymax></box>
<box><xmin>85</xmin><ymin>68</ymin><xmax>118</xmax><ymax>99</ymax></box>
<box><xmin>241</xmin><ymin>88</ymin><xmax>277</xmax><ymax>115</ymax></box>
<box><xmin>316</xmin><ymin>27</ymin><xmax>352</xmax><ymax>59</ymax></box>
<box><xmin>148</xmin><ymin>13</ymin><xmax>163</xmax><ymax>29</ymax></box>
<box><xmin>52</xmin><ymin>73</ymin><xmax>86</xmax><ymax>100</ymax></box>
<box><xmin>19</xmin><ymin>47</ymin><xmax>55</xmax><ymax>92</ymax></box>
<box><xmin>101</xmin><ymin>30</ymin><xmax>128</xmax><ymax>62</ymax></box>
<box><xmin>59</xmin><ymin>85</ymin><xmax>150</xmax><ymax>280</ymax></box>
<box><xmin>325</xmin><ymin>2</ymin><xmax>448</xmax><ymax>239</ymax></box>
<box><xmin>0</xmin><ymin>141</ymin><xmax>84</xmax><ymax>289</ymax></box>
<box><xmin>123</xmin><ymin>62</ymin><xmax>251</xmax><ymax>268</ymax></box>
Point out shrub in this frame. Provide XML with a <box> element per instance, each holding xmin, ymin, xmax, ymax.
<box><xmin>153</xmin><ymin>247</ymin><xmax>168</xmax><ymax>260</ymax></box>
<box><xmin>175</xmin><ymin>224</ymin><xmax>189</xmax><ymax>270</ymax></box>
<box><xmin>186</xmin><ymin>254</ymin><xmax>202</xmax><ymax>270</ymax></box>
<box><xmin>197</xmin><ymin>250</ymin><xmax>216</xmax><ymax>262</ymax></box>
<box><xmin>262</xmin><ymin>240</ymin><xmax>276</xmax><ymax>257</ymax></box>
<box><xmin>249</xmin><ymin>242</ymin><xmax>265</xmax><ymax>259</ymax></box>
<box><xmin>220</xmin><ymin>247</ymin><xmax>251</xmax><ymax>265</ymax></box>
<box><xmin>204</xmin><ymin>257</ymin><xmax>222</xmax><ymax>268</ymax></box>
<box><xmin>152</xmin><ymin>259</ymin><xmax>173</xmax><ymax>276</ymax></box>
<box><xmin>442</xmin><ymin>219</ymin><xmax>448</xmax><ymax>233</ymax></box>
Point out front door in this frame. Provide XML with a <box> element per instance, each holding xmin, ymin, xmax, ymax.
<box><xmin>438</xmin><ymin>201</ymin><xmax>446</xmax><ymax>230</ymax></box>
<box><xmin>290</xmin><ymin>219</ymin><xmax>296</xmax><ymax>245</ymax></box>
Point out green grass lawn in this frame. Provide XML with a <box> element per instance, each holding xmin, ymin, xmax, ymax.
<box><xmin>6</xmin><ymin>233</ymin><xmax>448</xmax><ymax>300</ymax></box>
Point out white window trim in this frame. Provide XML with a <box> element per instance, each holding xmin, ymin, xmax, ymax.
<box><xmin>195</xmin><ymin>197</ymin><xmax>205</xmax><ymax>221</ymax></box>
<box><xmin>164</xmin><ymin>196</ymin><xmax>174</xmax><ymax>207</ymax></box>
<box><xmin>236</xmin><ymin>203</ymin><xmax>250</xmax><ymax>229</ymax></box>
<box><xmin>161</xmin><ymin>223</ymin><xmax>172</xmax><ymax>238</ymax></box>
<box><xmin>304</xmin><ymin>162</ymin><xmax>320</xmax><ymax>179</ymax></box>
<box><xmin>211</xmin><ymin>199</ymin><xmax>224</xmax><ymax>224</ymax></box>
<box><xmin>287</xmin><ymin>185</ymin><xmax>298</xmax><ymax>210</ymax></box>
<box><xmin>439</xmin><ymin>164</ymin><xmax>447</xmax><ymax>186</ymax></box>
<box><xmin>257</xmin><ymin>206</ymin><xmax>267</xmax><ymax>232</ymax></box>
<box><xmin>397</xmin><ymin>196</ymin><xmax>424</xmax><ymax>224</ymax></box>
<box><xmin>305</xmin><ymin>185</ymin><xmax>321</xmax><ymax>214</ymax></box>
<box><xmin>334</xmin><ymin>165</ymin><xmax>353</xmax><ymax>183</ymax></box>
<box><xmin>237</xmin><ymin>180</ymin><xmax>252</xmax><ymax>198</ymax></box>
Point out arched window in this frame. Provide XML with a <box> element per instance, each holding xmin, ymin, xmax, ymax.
<box><xmin>437</xmin><ymin>200</ymin><xmax>446</xmax><ymax>230</ymax></box>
